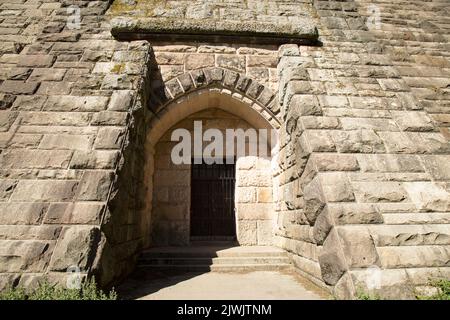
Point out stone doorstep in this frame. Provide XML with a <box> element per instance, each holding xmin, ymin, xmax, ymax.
<box><xmin>138</xmin><ymin>245</ymin><xmax>292</xmax><ymax>273</ymax></box>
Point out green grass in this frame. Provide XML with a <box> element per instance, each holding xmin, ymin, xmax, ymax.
<box><xmin>356</xmin><ymin>290</ymin><xmax>381</xmax><ymax>300</ymax></box>
<box><xmin>417</xmin><ymin>279</ymin><xmax>450</xmax><ymax>300</ymax></box>
<box><xmin>0</xmin><ymin>278</ymin><xmax>117</xmax><ymax>300</ymax></box>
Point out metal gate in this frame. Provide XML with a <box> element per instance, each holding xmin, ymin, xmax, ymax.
<box><xmin>190</xmin><ymin>159</ymin><xmax>236</xmax><ymax>240</ymax></box>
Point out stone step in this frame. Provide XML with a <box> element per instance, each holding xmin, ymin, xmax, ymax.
<box><xmin>137</xmin><ymin>246</ymin><xmax>292</xmax><ymax>273</ymax></box>
<box><xmin>139</xmin><ymin>256</ymin><xmax>291</xmax><ymax>266</ymax></box>
<box><xmin>211</xmin><ymin>263</ymin><xmax>292</xmax><ymax>272</ymax></box>
<box><xmin>140</xmin><ymin>246</ymin><xmax>288</xmax><ymax>259</ymax></box>
<box><xmin>137</xmin><ymin>263</ymin><xmax>293</xmax><ymax>273</ymax></box>
<box><xmin>213</xmin><ymin>257</ymin><xmax>291</xmax><ymax>265</ymax></box>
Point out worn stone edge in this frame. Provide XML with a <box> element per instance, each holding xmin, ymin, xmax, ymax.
<box><xmin>110</xmin><ymin>17</ymin><xmax>319</xmax><ymax>42</ymax></box>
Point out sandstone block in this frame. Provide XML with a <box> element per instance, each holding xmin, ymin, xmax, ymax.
<box><xmin>29</xmin><ymin>68</ymin><xmax>66</xmax><ymax>82</ymax></box>
<box><xmin>310</xmin><ymin>153</ymin><xmax>359</xmax><ymax>172</ymax></box>
<box><xmin>377</xmin><ymin>79</ymin><xmax>409</xmax><ymax>92</ymax></box>
<box><xmin>76</xmin><ymin>171</ymin><xmax>113</xmax><ymax>201</ymax></box>
<box><xmin>327</xmin><ymin>203</ymin><xmax>383</xmax><ymax>225</ymax></box>
<box><xmin>313</xmin><ymin>207</ymin><xmax>332</xmax><ymax>245</ymax></box>
<box><xmin>0</xmin><ymin>80</ymin><xmax>39</xmax><ymax>95</ymax></box>
<box><xmin>236</xmin><ymin>187</ymin><xmax>256</xmax><ymax>203</ymax></box>
<box><xmin>368</xmin><ymin>225</ymin><xmax>450</xmax><ymax>247</ymax></box>
<box><xmin>349</xmin><ymin>269</ymin><xmax>412</xmax><ymax>300</ymax></box>
<box><xmin>11</xmin><ymin>180</ymin><xmax>78</xmax><ymax>202</ymax></box>
<box><xmin>44</xmin><ymin>203</ymin><xmax>104</xmax><ymax>225</ymax></box>
<box><xmin>50</xmin><ymin>226</ymin><xmax>101</xmax><ymax>272</ymax></box>
<box><xmin>185</xmin><ymin>54</ymin><xmax>215</xmax><ymax>70</ymax></box>
<box><xmin>421</xmin><ymin>155</ymin><xmax>450</xmax><ymax>180</ymax></box>
<box><xmin>247</xmin><ymin>55</ymin><xmax>277</xmax><ymax>68</ymax></box>
<box><xmin>404</xmin><ymin>182</ymin><xmax>450</xmax><ymax>212</ymax></box>
<box><xmin>178</xmin><ymin>73</ymin><xmax>194</xmax><ymax>92</ymax></box>
<box><xmin>340</xmin><ymin>118</ymin><xmax>398</xmax><ymax>131</ymax></box>
<box><xmin>0</xmin><ymin>149</ymin><xmax>73</xmax><ymax>169</ymax></box>
<box><xmin>0</xmin><ymin>111</ymin><xmax>18</xmax><ymax>132</ymax></box>
<box><xmin>318</xmin><ymin>172</ymin><xmax>355</xmax><ymax>203</ymax></box>
<box><xmin>0</xmin><ymin>225</ymin><xmax>61</xmax><ymax>241</ymax></box>
<box><xmin>257</xmin><ymin>220</ymin><xmax>274</xmax><ymax>245</ymax></box>
<box><xmin>11</xmin><ymin>95</ymin><xmax>47</xmax><ymax>111</ymax></box>
<box><xmin>303</xmin><ymin>176</ymin><xmax>325</xmax><ymax>225</ymax></box>
<box><xmin>289</xmin><ymin>94</ymin><xmax>322</xmax><ymax>116</ymax></box>
<box><xmin>216</xmin><ymin>55</ymin><xmax>245</xmax><ymax>72</ymax></box>
<box><xmin>91</xmin><ymin>111</ymin><xmax>128</xmax><ymax>126</ymax></box>
<box><xmin>301</xmin><ymin>116</ymin><xmax>340</xmax><ymax>130</ymax></box>
<box><xmin>237</xmin><ymin>220</ymin><xmax>257</xmax><ymax>245</ymax></box>
<box><xmin>39</xmin><ymin>134</ymin><xmax>94</xmax><ymax>151</ymax></box>
<box><xmin>0</xmin><ymin>240</ymin><xmax>53</xmax><ymax>273</ymax></box>
<box><xmin>352</xmin><ymin>182</ymin><xmax>408</xmax><ymax>203</ymax></box>
<box><xmin>303</xmin><ymin>130</ymin><xmax>336</xmax><ymax>152</ymax></box>
<box><xmin>101</xmin><ymin>74</ymin><xmax>132</xmax><ymax>90</ymax></box>
<box><xmin>44</xmin><ymin>95</ymin><xmax>108</xmax><ymax>112</ymax></box>
<box><xmin>356</xmin><ymin>154</ymin><xmax>424</xmax><ymax>173</ymax></box>
<box><xmin>108</xmin><ymin>90</ymin><xmax>134</xmax><ymax>111</ymax></box>
<box><xmin>0</xmin><ymin>94</ymin><xmax>15</xmax><ymax>110</ymax></box>
<box><xmin>70</xmin><ymin>150</ymin><xmax>119</xmax><ymax>169</ymax></box>
<box><xmin>392</xmin><ymin>111</ymin><xmax>434</xmax><ymax>132</ymax></box>
<box><xmin>7</xmin><ymin>68</ymin><xmax>32</xmax><ymax>81</ymax></box>
<box><xmin>155</xmin><ymin>52</ymin><xmax>184</xmax><ymax>65</ymax></box>
<box><xmin>237</xmin><ymin>170</ymin><xmax>272</xmax><ymax>187</ymax></box>
<box><xmin>332</xmin><ymin>130</ymin><xmax>385</xmax><ymax>153</ymax></box>
<box><xmin>94</xmin><ymin>127</ymin><xmax>125</xmax><ymax>149</ymax></box>
<box><xmin>0</xmin><ymin>179</ymin><xmax>18</xmax><ymax>201</ymax></box>
<box><xmin>319</xmin><ymin>229</ymin><xmax>348</xmax><ymax>285</ymax></box>
<box><xmin>21</xmin><ymin>112</ymin><xmax>91</xmax><ymax>126</ymax></box>
<box><xmin>337</xmin><ymin>226</ymin><xmax>380</xmax><ymax>268</ymax></box>
<box><xmin>307</xmin><ymin>69</ymin><xmax>336</xmax><ymax>81</ymax></box>
<box><xmin>0</xmin><ymin>203</ymin><xmax>47</xmax><ymax>225</ymax></box>
<box><xmin>236</xmin><ymin>203</ymin><xmax>273</xmax><ymax>220</ymax></box>
<box><xmin>257</xmin><ymin>187</ymin><xmax>273</xmax><ymax>203</ymax></box>
<box><xmin>378</xmin><ymin>246</ymin><xmax>450</xmax><ymax>269</ymax></box>
<box><xmin>17</xmin><ymin>55</ymin><xmax>55</xmax><ymax>67</ymax></box>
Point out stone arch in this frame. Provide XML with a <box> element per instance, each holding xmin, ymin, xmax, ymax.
<box><xmin>148</xmin><ymin>67</ymin><xmax>282</xmax><ymax>127</ymax></box>
<box><xmin>140</xmin><ymin>84</ymin><xmax>281</xmax><ymax>248</ymax></box>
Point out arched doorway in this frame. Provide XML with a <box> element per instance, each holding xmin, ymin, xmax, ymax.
<box><xmin>142</xmin><ymin>88</ymin><xmax>279</xmax><ymax>247</ymax></box>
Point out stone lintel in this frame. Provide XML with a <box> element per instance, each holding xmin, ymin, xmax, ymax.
<box><xmin>110</xmin><ymin>17</ymin><xmax>319</xmax><ymax>45</ymax></box>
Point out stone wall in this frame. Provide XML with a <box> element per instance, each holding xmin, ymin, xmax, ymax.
<box><xmin>275</xmin><ymin>0</ymin><xmax>450</xmax><ymax>299</ymax></box>
<box><xmin>0</xmin><ymin>0</ymin><xmax>449</xmax><ymax>299</ymax></box>
<box><xmin>0</xmin><ymin>0</ymin><xmax>153</xmax><ymax>288</ymax></box>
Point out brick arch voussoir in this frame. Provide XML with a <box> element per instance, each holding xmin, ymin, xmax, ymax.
<box><xmin>149</xmin><ymin>67</ymin><xmax>281</xmax><ymax>126</ymax></box>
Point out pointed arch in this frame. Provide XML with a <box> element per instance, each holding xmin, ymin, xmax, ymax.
<box><xmin>148</xmin><ymin>67</ymin><xmax>281</xmax><ymax>126</ymax></box>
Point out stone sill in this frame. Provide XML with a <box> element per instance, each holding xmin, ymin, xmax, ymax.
<box><xmin>110</xmin><ymin>17</ymin><xmax>319</xmax><ymax>45</ymax></box>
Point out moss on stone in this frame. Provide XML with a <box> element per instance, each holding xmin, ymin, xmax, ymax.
<box><xmin>111</xmin><ymin>63</ymin><xmax>126</xmax><ymax>74</ymax></box>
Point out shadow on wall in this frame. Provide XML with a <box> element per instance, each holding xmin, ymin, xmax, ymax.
<box><xmin>91</xmin><ymin>48</ymin><xmax>159</xmax><ymax>288</ymax></box>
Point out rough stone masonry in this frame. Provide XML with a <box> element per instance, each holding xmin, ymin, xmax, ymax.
<box><xmin>0</xmin><ymin>0</ymin><xmax>449</xmax><ymax>299</ymax></box>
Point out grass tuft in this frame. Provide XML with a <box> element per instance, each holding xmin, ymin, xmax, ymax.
<box><xmin>0</xmin><ymin>278</ymin><xmax>117</xmax><ymax>300</ymax></box>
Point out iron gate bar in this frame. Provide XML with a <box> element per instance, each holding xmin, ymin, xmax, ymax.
<box><xmin>190</xmin><ymin>159</ymin><xmax>236</xmax><ymax>239</ymax></box>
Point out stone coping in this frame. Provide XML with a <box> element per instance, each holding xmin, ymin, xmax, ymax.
<box><xmin>110</xmin><ymin>17</ymin><xmax>319</xmax><ymax>45</ymax></box>
<box><xmin>107</xmin><ymin>0</ymin><xmax>319</xmax><ymax>44</ymax></box>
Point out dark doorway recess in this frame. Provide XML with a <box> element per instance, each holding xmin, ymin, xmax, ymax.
<box><xmin>190</xmin><ymin>159</ymin><xmax>236</xmax><ymax>240</ymax></box>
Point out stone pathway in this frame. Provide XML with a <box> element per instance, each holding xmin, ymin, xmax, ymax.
<box><xmin>118</xmin><ymin>271</ymin><xmax>329</xmax><ymax>300</ymax></box>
